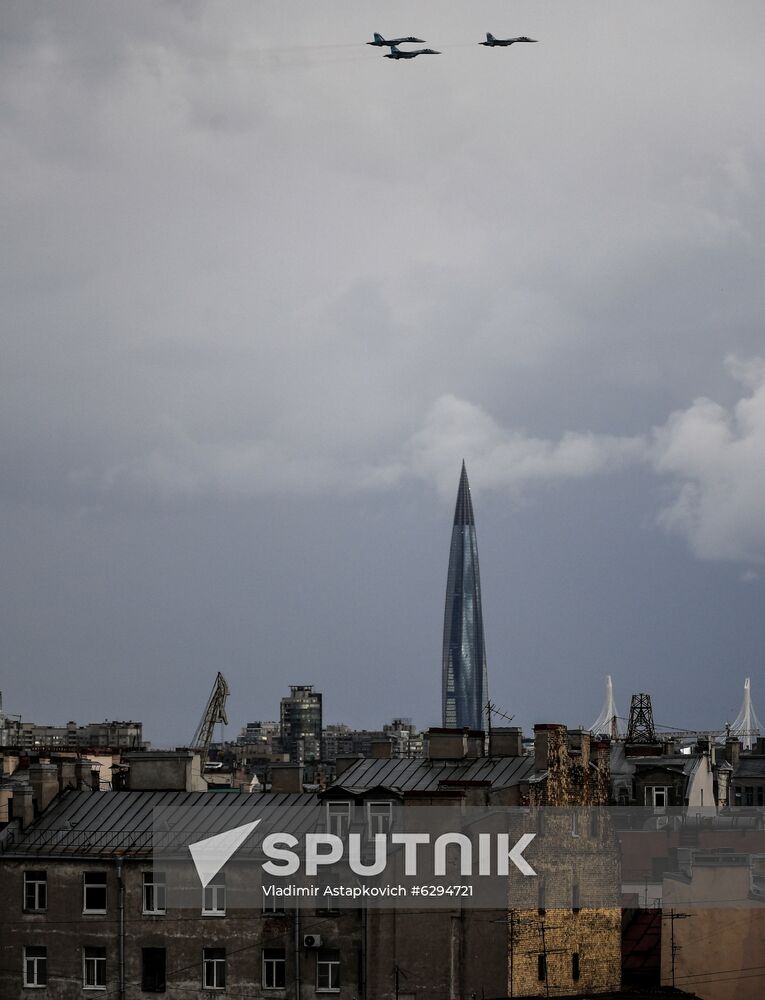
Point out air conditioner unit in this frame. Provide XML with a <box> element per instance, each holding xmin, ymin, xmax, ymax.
<box><xmin>303</xmin><ymin>934</ymin><xmax>322</xmax><ymax>949</ymax></box>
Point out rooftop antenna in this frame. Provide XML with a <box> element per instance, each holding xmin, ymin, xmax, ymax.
<box><xmin>590</xmin><ymin>675</ymin><xmax>624</xmax><ymax>739</ymax></box>
<box><xmin>486</xmin><ymin>700</ymin><xmax>515</xmax><ymax>756</ymax></box>
<box><xmin>730</xmin><ymin>677</ymin><xmax>762</xmax><ymax>751</ymax></box>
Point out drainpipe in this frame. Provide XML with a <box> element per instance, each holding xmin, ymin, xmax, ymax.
<box><xmin>294</xmin><ymin>904</ymin><xmax>301</xmax><ymax>1000</ymax></box>
<box><xmin>115</xmin><ymin>859</ymin><xmax>126</xmax><ymax>1000</ymax></box>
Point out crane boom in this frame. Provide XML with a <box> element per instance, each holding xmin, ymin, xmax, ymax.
<box><xmin>191</xmin><ymin>672</ymin><xmax>229</xmax><ymax>770</ymax></box>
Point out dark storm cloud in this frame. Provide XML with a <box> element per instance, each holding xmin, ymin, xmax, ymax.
<box><xmin>2</xmin><ymin>1</ymin><xmax>765</xmax><ymax>740</ymax></box>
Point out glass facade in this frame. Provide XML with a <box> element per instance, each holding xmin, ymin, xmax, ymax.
<box><xmin>279</xmin><ymin>685</ymin><xmax>322</xmax><ymax>763</ymax></box>
<box><xmin>442</xmin><ymin>463</ymin><xmax>488</xmax><ymax>732</ymax></box>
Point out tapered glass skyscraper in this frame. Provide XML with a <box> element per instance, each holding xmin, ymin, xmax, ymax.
<box><xmin>442</xmin><ymin>462</ymin><xmax>488</xmax><ymax>731</ymax></box>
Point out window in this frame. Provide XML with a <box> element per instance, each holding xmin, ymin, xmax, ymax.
<box><xmin>143</xmin><ymin>871</ymin><xmax>166</xmax><ymax>914</ymax></box>
<box><xmin>24</xmin><ymin>946</ymin><xmax>47</xmax><ymax>987</ymax></box>
<box><xmin>537</xmin><ymin>954</ymin><xmax>546</xmax><ymax>982</ymax></box>
<box><xmin>263</xmin><ymin>948</ymin><xmax>286</xmax><ymax>989</ymax></box>
<box><xmin>644</xmin><ymin>786</ymin><xmax>669</xmax><ymax>808</ymax></box>
<box><xmin>203</xmin><ymin>948</ymin><xmax>226</xmax><ymax>990</ymax></box>
<box><xmin>572</xmin><ymin>952</ymin><xmax>580</xmax><ymax>982</ymax></box>
<box><xmin>83</xmin><ymin>947</ymin><xmax>106</xmax><ymax>989</ymax></box>
<box><xmin>366</xmin><ymin>801</ymin><xmax>393</xmax><ymax>837</ymax></box>
<box><xmin>83</xmin><ymin>872</ymin><xmax>107</xmax><ymax>913</ymax></box>
<box><xmin>142</xmin><ymin>948</ymin><xmax>166</xmax><ymax>993</ymax></box>
<box><xmin>262</xmin><ymin>886</ymin><xmax>286</xmax><ymax>915</ymax></box>
<box><xmin>316</xmin><ymin>884</ymin><xmax>340</xmax><ymax>915</ymax></box>
<box><xmin>24</xmin><ymin>871</ymin><xmax>47</xmax><ymax>912</ymax></box>
<box><xmin>203</xmin><ymin>874</ymin><xmax>225</xmax><ymax>916</ymax></box>
<box><xmin>316</xmin><ymin>950</ymin><xmax>340</xmax><ymax>992</ymax></box>
<box><xmin>746</xmin><ymin>786</ymin><xmax>755</xmax><ymax>807</ymax></box>
<box><xmin>326</xmin><ymin>802</ymin><xmax>351</xmax><ymax>838</ymax></box>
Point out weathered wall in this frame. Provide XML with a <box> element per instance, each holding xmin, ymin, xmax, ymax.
<box><xmin>0</xmin><ymin>858</ymin><xmax>364</xmax><ymax>1000</ymax></box>
<box><xmin>663</xmin><ymin>867</ymin><xmax>765</xmax><ymax>1000</ymax></box>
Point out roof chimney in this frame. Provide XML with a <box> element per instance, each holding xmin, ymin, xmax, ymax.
<box><xmin>29</xmin><ymin>762</ymin><xmax>59</xmax><ymax>813</ymax></box>
<box><xmin>270</xmin><ymin>763</ymin><xmax>304</xmax><ymax>793</ymax></box>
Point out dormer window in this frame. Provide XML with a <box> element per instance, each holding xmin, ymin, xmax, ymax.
<box><xmin>645</xmin><ymin>786</ymin><xmax>669</xmax><ymax>808</ymax></box>
<box><xmin>326</xmin><ymin>802</ymin><xmax>351</xmax><ymax>837</ymax></box>
<box><xmin>366</xmin><ymin>801</ymin><xmax>393</xmax><ymax>837</ymax></box>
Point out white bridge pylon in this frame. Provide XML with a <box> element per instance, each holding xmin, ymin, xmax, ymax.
<box><xmin>730</xmin><ymin>676</ymin><xmax>763</xmax><ymax>751</ymax></box>
<box><xmin>590</xmin><ymin>674</ymin><xmax>625</xmax><ymax>739</ymax></box>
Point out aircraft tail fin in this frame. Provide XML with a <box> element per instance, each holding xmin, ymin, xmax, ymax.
<box><xmin>486</xmin><ymin>33</ymin><xmax>495</xmax><ymax>42</ymax></box>
<box><xmin>373</xmin><ymin>33</ymin><xmax>385</xmax><ymax>44</ymax></box>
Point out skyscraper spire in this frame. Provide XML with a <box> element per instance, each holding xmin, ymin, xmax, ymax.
<box><xmin>442</xmin><ymin>462</ymin><xmax>488</xmax><ymax>731</ymax></box>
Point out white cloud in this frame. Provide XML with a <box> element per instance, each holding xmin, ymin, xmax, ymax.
<box><xmin>73</xmin><ymin>358</ymin><xmax>765</xmax><ymax>570</ymax></box>
<box><xmin>405</xmin><ymin>361</ymin><xmax>765</xmax><ymax>567</ymax></box>
<box><xmin>405</xmin><ymin>394</ymin><xmax>646</xmax><ymax>499</ymax></box>
<box><xmin>651</xmin><ymin>356</ymin><xmax>765</xmax><ymax>564</ymax></box>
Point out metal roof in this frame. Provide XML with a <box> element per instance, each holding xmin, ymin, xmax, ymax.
<box><xmin>611</xmin><ymin>742</ymin><xmax>704</xmax><ymax>777</ymax></box>
<box><xmin>2</xmin><ymin>789</ymin><xmax>321</xmax><ymax>858</ymax></box>
<box><xmin>734</xmin><ymin>756</ymin><xmax>765</xmax><ymax>779</ymax></box>
<box><xmin>2</xmin><ymin>754</ymin><xmax>537</xmax><ymax>857</ymax></box>
<box><xmin>329</xmin><ymin>754</ymin><xmax>535</xmax><ymax>794</ymax></box>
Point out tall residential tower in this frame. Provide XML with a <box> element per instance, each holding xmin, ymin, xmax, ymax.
<box><xmin>279</xmin><ymin>684</ymin><xmax>322</xmax><ymax>765</ymax></box>
<box><xmin>442</xmin><ymin>462</ymin><xmax>488</xmax><ymax>731</ymax></box>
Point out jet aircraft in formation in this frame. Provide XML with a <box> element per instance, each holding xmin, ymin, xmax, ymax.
<box><xmin>384</xmin><ymin>44</ymin><xmax>440</xmax><ymax>60</ymax></box>
<box><xmin>368</xmin><ymin>33</ymin><xmax>440</xmax><ymax>59</ymax></box>
<box><xmin>367</xmin><ymin>32</ymin><xmax>426</xmax><ymax>47</ymax></box>
<box><xmin>479</xmin><ymin>33</ymin><xmax>538</xmax><ymax>47</ymax></box>
<box><xmin>368</xmin><ymin>32</ymin><xmax>538</xmax><ymax>59</ymax></box>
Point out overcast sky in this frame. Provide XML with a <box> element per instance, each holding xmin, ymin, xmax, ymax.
<box><xmin>3</xmin><ymin>1</ymin><xmax>765</xmax><ymax>746</ymax></box>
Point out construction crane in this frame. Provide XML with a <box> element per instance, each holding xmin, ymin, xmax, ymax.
<box><xmin>191</xmin><ymin>672</ymin><xmax>229</xmax><ymax>771</ymax></box>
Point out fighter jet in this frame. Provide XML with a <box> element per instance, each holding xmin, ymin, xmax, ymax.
<box><xmin>368</xmin><ymin>32</ymin><xmax>426</xmax><ymax>48</ymax></box>
<box><xmin>480</xmin><ymin>33</ymin><xmax>538</xmax><ymax>47</ymax></box>
<box><xmin>384</xmin><ymin>44</ymin><xmax>440</xmax><ymax>59</ymax></box>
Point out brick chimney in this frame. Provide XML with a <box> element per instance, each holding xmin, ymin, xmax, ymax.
<box><xmin>490</xmin><ymin>727</ymin><xmax>523</xmax><ymax>757</ymax></box>
<box><xmin>54</xmin><ymin>757</ymin><xmax>78</xmax><ymax>790</ymax></box>
<box><xmin>370</xmin><ymin>740</ymin><xmax>393</xmax><ymax>759</ymax></box>
<box><xmin>534</xmin><ymin>724</ymin><xmax>565</xmax><ymax>773</ymax></box>
<box><xmin>426</xmin><ymin>728</ymin><xmax>485</xmax><ymax>761</ymax></box>
<box><xmin>270</xmin><ymin>763</ymin><xmax>304</xmax><ymax>793</ymax></box>
<box><xmin>29</xmin><ymin>763</ymin><xmax>59</xmax><ymax>813</ymax></box>
<box><xmin>14</xmin><ymin>785</ymin><xmax>35</xmax><ymax>829</ymax></box>
<box><xmin>335</xmin><ymin>755</ymin><xmax>362</xmax><ymax>778</ymax></box>
<box><xmin>75</xmin><ymin>759</ymin><xmax>95</xmax><ymax>790</ymax></box>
